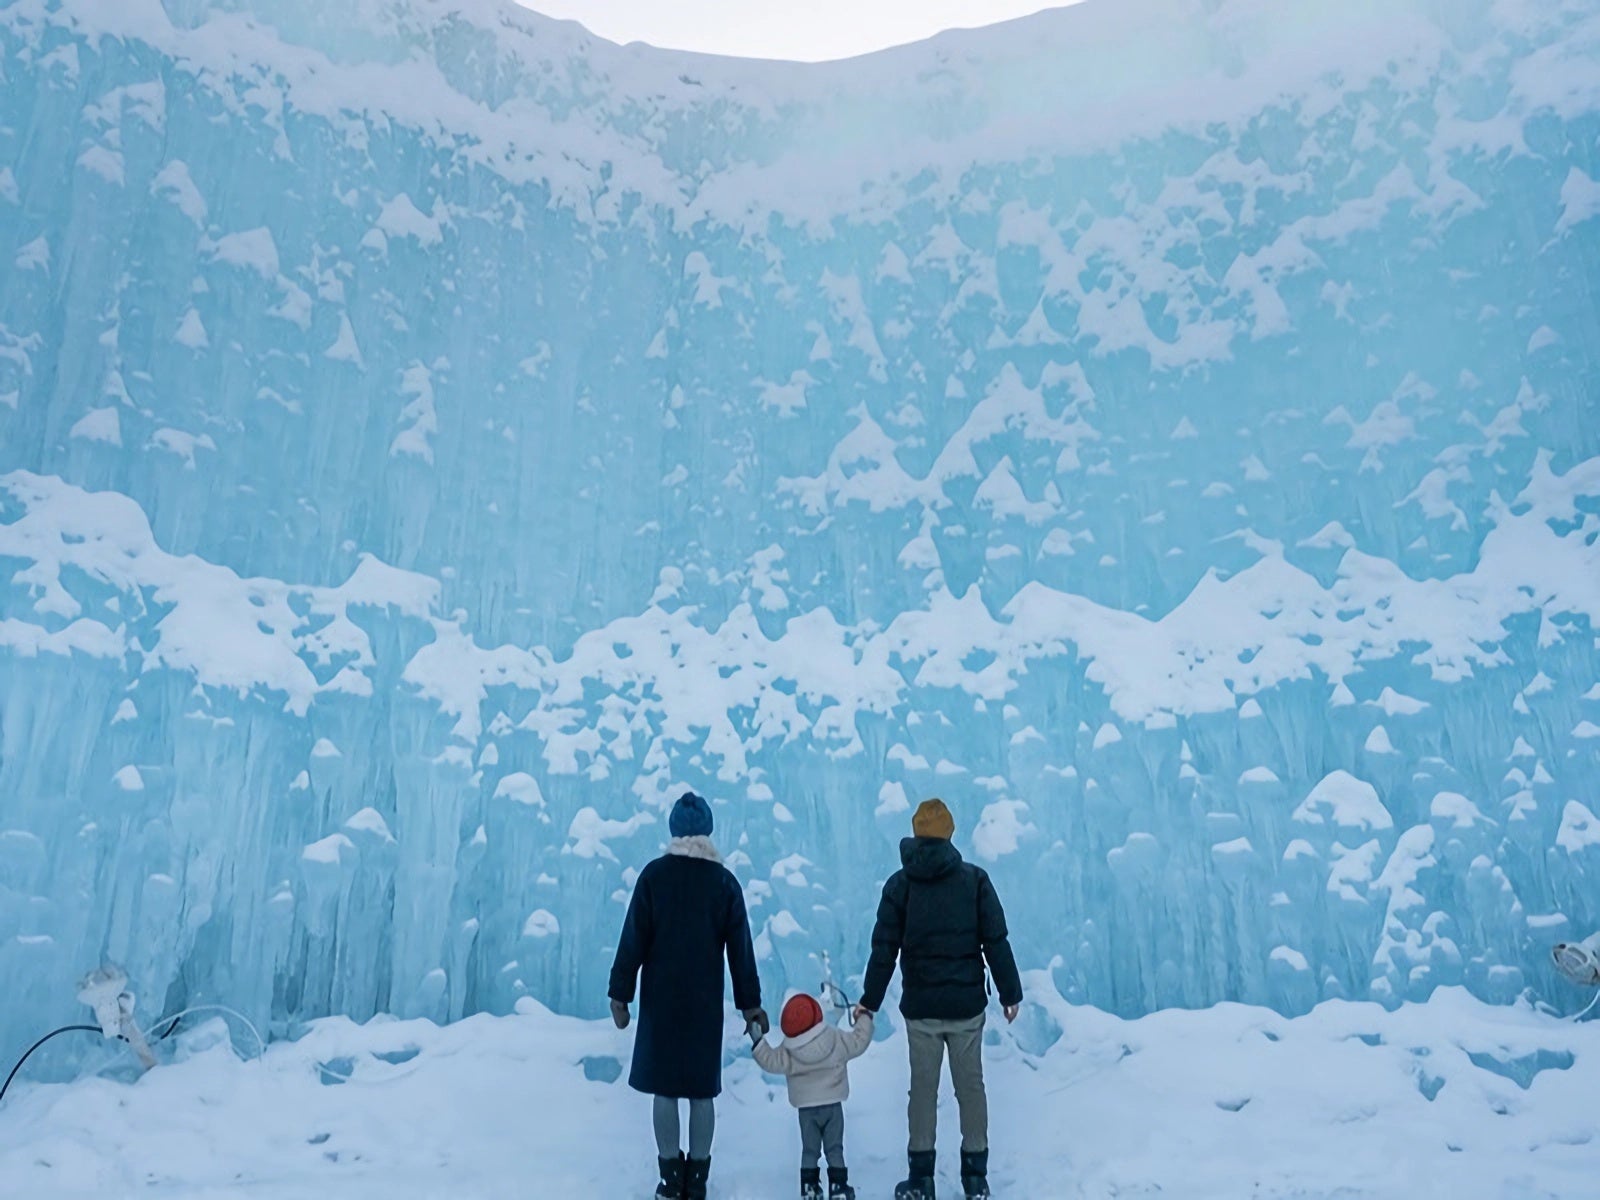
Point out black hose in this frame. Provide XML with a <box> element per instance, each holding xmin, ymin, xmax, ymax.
<box><xmin>0</xmin><ymin>1010</ymin><xmax>190</xmax><ymax>1107</ymax></box>
<box><xmin>0</xmin><ymin>1025</ymin><xmax>102</xmax><ymax>1105</ymax></box>
<box><xmin>0</xmin><ymin>1008</ymin><xmax>193</xmax><ymax>1107</ymax></box>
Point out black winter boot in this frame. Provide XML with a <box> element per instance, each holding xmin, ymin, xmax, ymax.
<box><xmin>961</xmin><ymin>1150</ymin><xmax>991</xmax><ymax>1198</ymax></box>
<box><xmin>801</xmin><ymin>1167</ymin><xmax>824</xmax><ymax>1200</ymax></box>
<box><xmin>894</xmin><ymin>1151</ymin><xmax>937</xmax><ymax>1199</ymax></box>
<box><xmin>684</xmin><ymin>1156</ymin><xmax>712</xmax><ymax>1200</ymax></box>
<box><xmin>828</xmin><ymin>1165</ymin><xmax>857</xmax><ymax>1199</ymax></box>
<box><xmin>655</xmin><ymin>1154</ymin><xmax>686</xmax><ymax>1199</ymax></box>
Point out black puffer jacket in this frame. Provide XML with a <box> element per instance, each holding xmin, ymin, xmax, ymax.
<box><xmin>860</xmin><ymin>837</ymin><xmax>1023</xmax><ymax>1020</ymax></box>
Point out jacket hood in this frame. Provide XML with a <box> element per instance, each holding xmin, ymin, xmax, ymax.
<box><xmin>784</xmin><ymin>1021</ymin><xmax>836</xmax><ymax>1064</ymax></box>
<box><xmin>900</xmin><ymin>836</ymin><xmax>962</xmax><ymax>882</ymax></box>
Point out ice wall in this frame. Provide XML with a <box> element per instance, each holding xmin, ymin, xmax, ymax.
<box><xmin>0</xmin><ymin>0</ymin><xmax>1598</xmax><ymax>1055</ymax></box>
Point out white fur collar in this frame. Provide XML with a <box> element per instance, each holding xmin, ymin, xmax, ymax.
<box><xmin>667</xmin><ymin>835</ymin><xmax>720</xmax><ymax>862</ymax></box>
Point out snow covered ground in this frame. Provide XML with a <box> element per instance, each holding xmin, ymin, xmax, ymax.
<box><xmin>1</xmin><ymin>984</ymin><xmax>1595</xmax><ymax>1199</ymax></box>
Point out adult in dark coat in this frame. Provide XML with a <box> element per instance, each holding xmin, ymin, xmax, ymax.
<box><xmin>856</xmin><ymin>798</ymin><xmax>1023</xmax><ymax>1200</ymax></box>
<box><xmin>609</xmin><ymin>791</ymin><xmax>766</xmax><ymax>1200</ymax></box>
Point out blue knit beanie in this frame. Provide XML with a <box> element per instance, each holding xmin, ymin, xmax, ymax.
<box><xmin>669</xmin><ymin>791</ymin><xmax>714</xmax><ymax>838</ymax></box>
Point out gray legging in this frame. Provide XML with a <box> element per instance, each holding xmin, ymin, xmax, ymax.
<box><xmin>653</xmin><ymin>1095</ymin><xmax>716</xmax><ymax>1160</ymax></box>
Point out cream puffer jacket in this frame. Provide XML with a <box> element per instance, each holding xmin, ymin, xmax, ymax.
<box><xmin>752</xmin><ymin>1013</ymin><xmax>874</xmax><ymax>1108</ymax></box>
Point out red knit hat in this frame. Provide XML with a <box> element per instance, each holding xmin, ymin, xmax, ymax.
<box><xmin>781</xmin><ymin>993</ymin><xmax>824</xmax><ymax>1039</ymax></box>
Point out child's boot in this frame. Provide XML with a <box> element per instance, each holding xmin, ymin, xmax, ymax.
<box><xmin>828</xmin><ymin>1166</ymin><xmax>857</xmax><ymax>1199</ymax></box>
<box><xmin>894</xmin><ymin>1151</ymin><xmax>937</xmax><ymax>1199</ymax></box>
<box><xmin>655</xmin><ymin>1154</ymin><xmax>685</xmax><ymax>1199</ymax></box>
<box><xmin>801</xmin><ymin>1167</ymin><xmax>824</xmax><ymax>1200</ymax></box>
<box><xmin>961</xmin><ymin>1150</ymin><xmax>991</xmax><ymax>1198</ymax></box>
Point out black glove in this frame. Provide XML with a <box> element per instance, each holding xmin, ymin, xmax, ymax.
<box><xmin>610</xmin><ymin>999</ymin><xmax>631</xmax><ymax>1030</ymax></box>
<box><xmin>742</xmin><ymin>1007</ymin><xmax>769</xmax><ymax>1039</ymax></box>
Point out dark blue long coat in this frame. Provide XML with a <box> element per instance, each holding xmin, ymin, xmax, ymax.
<box><xmin>608</xmin><ymin>848</ymin><xmax>762</xmax><ymax>1099</ymax></box>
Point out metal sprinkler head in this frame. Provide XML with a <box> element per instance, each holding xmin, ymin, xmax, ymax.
<box><xmin>77</xmin><ymin>964</ymin><xmax>130</xmax><ymax>1037</ymax></box>
<box><xmin>76</xmin><ymin>963</ymin><xmax>156</xmax><ymax>1069</ymax></box>
<box><xmin>818</xmin><ymin>950</ymin><xmax>853</xmax><ymax>1011</ymax></box>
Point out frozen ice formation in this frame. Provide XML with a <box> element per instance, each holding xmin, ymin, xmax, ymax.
<box><xmin>0</xmin><ymin>0</ymin><xmax>1598</xmax><ymax>1057</ymax></box>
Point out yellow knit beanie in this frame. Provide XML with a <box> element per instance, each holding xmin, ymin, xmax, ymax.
<box><xmin>912</xmin><ymin>798</ymin><xmax>955</xmax><ymax>840</ymax></box>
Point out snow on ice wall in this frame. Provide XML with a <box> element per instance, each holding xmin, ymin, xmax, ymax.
<box><xmin>0</xmin><ymin>0</ymin><xmax>1598</xmax><ymax>1054</ymax></box>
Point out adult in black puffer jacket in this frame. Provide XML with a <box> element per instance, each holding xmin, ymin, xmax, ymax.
<box><xmin>857</xmin><ymin>799</ymin><xmax>1023</xmax><ymax>1200</ymax></box>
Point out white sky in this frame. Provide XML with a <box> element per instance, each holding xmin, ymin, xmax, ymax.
<box><xmin>520</xmin><ymin>1</ymin><xmax>1067</xmax><ymax>62</ymax></box>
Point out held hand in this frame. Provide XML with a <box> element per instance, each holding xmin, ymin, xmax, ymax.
<box><xmin>743</xmin><ymin>1007</ymin><xmax>770</xmax><ymax>1039</ymax></box>
<box><xmin>851</xmin><ymin>1004</ymin><xmax>875</xmax><ymax>1023</ymax></box>
<box><xmin>1003</xmin><ymin>1004</ymin><xmax>1021</xmax><ymax>1024</ymax></box>
<box><xmin>610</xmin><ymin>999</ymin><xmax>631</xmax><ymax>1030</ymax></box>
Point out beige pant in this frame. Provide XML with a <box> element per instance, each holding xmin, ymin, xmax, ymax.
<box><xmin>906</xmin><ymin>1014</ymin><xmax>987</xmax><ymax>1154</ymax></box>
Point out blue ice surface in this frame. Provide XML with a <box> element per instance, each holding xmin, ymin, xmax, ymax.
<box><xmin>0</xmin><ymin>0</ymin><xmax>1597</xmax><ymax>1063</ymax></box>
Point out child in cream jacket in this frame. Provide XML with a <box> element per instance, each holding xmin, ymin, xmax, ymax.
<box><xmin>752</xmin><ymin>994</ymin><xmax>874</xmax><ymax>1200</ymax></box>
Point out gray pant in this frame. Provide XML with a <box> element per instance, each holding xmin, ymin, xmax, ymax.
<box><xmin>907</xmin><ymin>1014</ymin><xmax>988</xmax><ymax>1155</ymax></box>
<box><xmin>798</xmin><ymin>1102</ymin><xmax>845</xmax><ymax>1170</ymax></box>
<box><xmin>653</xmin><ymin>1095</ymin><xmax>715</xmax><ymax>1160</ymax></box>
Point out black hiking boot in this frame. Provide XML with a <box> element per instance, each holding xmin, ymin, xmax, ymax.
<box><xmin>655</xmin><ymin>1154</ymin><xmax>685</xmax><ymax>1199</ymax></box>
<box><xmin>894</xmin><ymin>1151</ymin><xmax>937</xmax><ymax>1199</ymax></box>
<box><xmin>961</xmin><ymin>1149</ymin><xmax>991</xmax><ymax>1198</ymax></box>
<box><xmin>828</xmin><ymin>1165</ymin><xmax>857</xmax><ymax>1199</ymax></box>
<box><xmin>801</xmin><ymin>1166</ymin><xmax>824</xmax><ymax>1199</ymax></box>
<box><xmin>684</xmin><ymin>1156</ymin><xmax>712</xmax><ymax>1200</ymax></box>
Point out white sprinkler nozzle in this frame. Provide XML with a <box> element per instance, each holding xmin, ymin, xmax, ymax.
<box><xmin>1552</xmin><ymin>933</ymin><xmax>1600</xmax><ymax>988</ymax></box>
<box><xmin>77</xmin><ymin>964</ymin><xmax>129</xmax><ymax>1038</ymax></box>
<box><xmin>77</xmin><ymin>964</ymin><xmax>157</xmax><ymax>1069</ymax></box>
